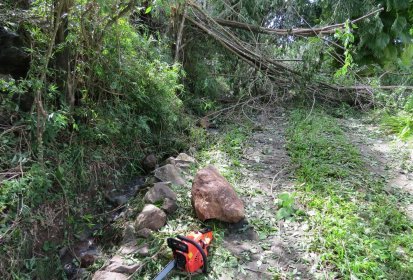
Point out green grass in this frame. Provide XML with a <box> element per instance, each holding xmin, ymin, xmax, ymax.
<box><xmin>287</xmin><ymin>108</ymin><xmax>413</xmax><ymax>279</ymax></box>
<box><xmin>381</xmin><ymin>111</ymin><xmax>413</xmax><ymax>140</ymax></box>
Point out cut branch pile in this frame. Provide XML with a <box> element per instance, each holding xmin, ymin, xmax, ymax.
<box><xmin>182</xmin><ymin>1</ymin><xmax>402</xmax><ymax>106</ymax></box>
<box><xmin>185</xmin><ymin>2</ymin><xmax>369</xmax><ymax>104</ymax></box>
<box><xmin>185</xmin><ymin>2</ymin><xmax>303</xmax><ymax>86</ymax></box>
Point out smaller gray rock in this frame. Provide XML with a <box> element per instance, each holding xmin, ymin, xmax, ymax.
<box><xmin>175</xmin><ymin>153</ymin><xmax>196</xmax><ymax>164</ymax></box>
<box><xmin>144</xmin><ymin>182</ymin><xmax>177</xmax><ymax>204</ymax></box>
<box><xmin>162</xmin><ymin>198</ymin><xmax>178</xmax><ymax>215</ymax></box>
<box><xmin>118</xmin><ymin>242</ymin><xmax>138</xmax><ymax>255</ymax></box>
<box><xmin>165</xmin><ymin>157</ymin><xmax>176</xmax><ymax>165</ymax></box>
<box><xmin>105</xmin><ymin>193</ymin><xmax>129</xmax><ymax>207</ymax></box>
<box><xmin>135</xmin><ymin>204</ymin><xmax>167</xmax><ymax>231</ymax></box>
<box><xmin>137</xmin><ymin>244</ymin><xmax>150</xmax><ymax>257</ymax></box>
<box><xmin>142</xmin><ymin>154</ymin><xmax>157</xmax><ymax>172</ymax></box>
<box><xmin>172</xmin><ymin>153</ymin><xmax>196</xmax><ymax>169</ymax></box>
<box><xmin>122</xmin><ymin>224</ymin><xmax>136</xmax><ymax>244</ymax></box>
<box><xmin>136</xmin><ymin>228</ymin><xmax>153</xmax><ymax>239</ymax></box>
<box><xmin>154</xmin><ymin>164</ymin><xmax>185</xmax><ymax>186</ymax></box>
<box><xmin>92</xmin><ymin>271</ymin><xmax>128</xmax><ymax>280</ymax></box>
<box><xmin>80</xmin><ymin>254</ymin><xmax>95</xmax><ymax>268</ymax></box>
<box><xmin>109</xmin><ymin>255</ymin><xmax>124</xmax><ymax>264</ymax></box>
<box><xmin>106</xmin><ymin>261</ymin><xmax>141</xmax><ymax>274</ymax></box>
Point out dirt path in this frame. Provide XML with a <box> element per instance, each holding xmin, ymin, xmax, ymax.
<box><xmin>339</xmin><ymin>117</ymin><xmax>413</xmax><ymax>219</ymax></box>
<box><xmin>220</xmin><ymin>107</ymin><xmax>318</xmax><ymax>280</ymax></box>
<box><xmin>220</xmin><ymin>110</ymin><xmax>413</xmax><ymax>280</ymax></box>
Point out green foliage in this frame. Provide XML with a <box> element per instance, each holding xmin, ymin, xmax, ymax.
<box><xmin>334</xmin><ymin>21</ymin><xmax>356</xmax><ymax>78</ymax></box>
<box><xmin>183</xmin><ymin>38</ymin><xmax>233</xmax><ymax>115</ymax></box>
<box><xmin>382</xmin><ymin>111</ymin><xmax>413</xmax><ymax>139</ymax></box>
<box><xmin>287</xmin><ymin>108</ymin><xmax>413</xmax><ymax>279</ymax></box>
<box><xmin>276</xmin><ymin>192</ymin><xmax>296</xmax><ymax>220</ymax></box>
<box><xmin>0</xmin><ymin>1</ymin><xmax>190</xmax><ymax>278</ymax></box>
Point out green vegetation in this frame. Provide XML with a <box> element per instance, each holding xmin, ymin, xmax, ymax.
<box><xmin>0</xmin><ymin>1</ymin><xmax>190</xmax><ymax>278</ymax></box>
<box><xmin>1</xmin><ymin>0</ymin><xmax>413</xmax><ymax>278</ymax></box>
<box><xmin>287</xmin><ymin>108</ymin><xmax>413</xmax><ymax>279</ymax></box>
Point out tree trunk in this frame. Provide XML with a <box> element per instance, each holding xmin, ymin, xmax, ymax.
<box><xmin>54</xmin><ymin>0</ymin><xmax>74</xmax><ymax>108</ymax></box>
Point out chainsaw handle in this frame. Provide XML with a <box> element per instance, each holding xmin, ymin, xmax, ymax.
<box><xmin>177</xmin><ymin>235</ymin><xmax>208</xmax><ymax>274</ymax></box>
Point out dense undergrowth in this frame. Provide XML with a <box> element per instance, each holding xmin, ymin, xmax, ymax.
<box><xmin>287</xmin><ymin>108</ymin><xmax>413</xmax><ymax>279</ymax></box>
<box><xmin>375</xmin><ymin>89</ymin><xmax>413</xmax><ymax>140</ymax></box>
<box><xmin>0</xmin><ymin>7</ymin><xmax>189</xmax><ymax>279</ymax></box>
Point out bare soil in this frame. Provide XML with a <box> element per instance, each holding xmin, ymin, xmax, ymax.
<box><xmin>221</xmin><ymin>107</ymin><xmax>319</xmax><ymax>280</ymax></box>
<box><xmin>339</xmin><ymin>117</ymin><xmax>413</xmax><ymax>220</ymax></box>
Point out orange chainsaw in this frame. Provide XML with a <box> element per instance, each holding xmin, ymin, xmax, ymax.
<box><xmin>153</xmin><ymin>228</ymin><xmax>213</xmax><ymax>280</ymax></box>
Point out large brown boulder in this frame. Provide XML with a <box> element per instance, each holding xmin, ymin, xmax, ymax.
<box><xmin>191</xmin><ymin>166</ymin><xmax>245</xmax><ymax>223</ymax></box>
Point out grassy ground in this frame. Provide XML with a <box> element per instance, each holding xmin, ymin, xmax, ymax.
<box><xmin>287</xmin><ymin>107</ymin><xmax>413</xmax><ymax>279</ymax></box>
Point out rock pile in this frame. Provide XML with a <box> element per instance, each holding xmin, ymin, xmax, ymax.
<box><xmin>93</xmin><ymin>154</ymin><xmax>246</xmax><ymax>279</ymax></box>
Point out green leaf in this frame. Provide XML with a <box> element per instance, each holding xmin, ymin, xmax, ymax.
<box><xmin>391</xmin><ymin>16</ymin><xmax>407</xmax><ymax>35</ymax></box>
<box><xmin>276</xmin><ymin>207</ymin><xmax>293</xmax><ymax>220</ymax></box>
<box><xmin>145</xmin><ymin>6</ymin><xmax>152</xmax><ymax>14</ymax></box>
<box><xmin>374</xmin><ymin>33</ymin><xmax>390</xmax><ymax>50</ymax></box>
<box><xmin>401</xmin><ymin>44</ymin><xmax>413</xmax><ymax>67</ymax></box>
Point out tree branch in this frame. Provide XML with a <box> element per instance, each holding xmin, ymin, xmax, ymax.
<box><xmin>211</xmin><ymin>7</ymin><xmax>383</xmax><ymax>36</ymax></box>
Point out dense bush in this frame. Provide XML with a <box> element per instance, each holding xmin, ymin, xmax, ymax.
<box><xmin>0</xmin><ymin>2</ymin><xmax>189</xmax><ymax>277</ymax></box>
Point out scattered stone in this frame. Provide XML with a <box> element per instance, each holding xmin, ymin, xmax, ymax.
<box><xmin>109</xmin><ymin>255</ymin><xmax>124</xmax><ymax>264</ymax></box>
<box><xmin>162</xmin><ymin>198</ymin><xmax>178</xmax><ymax>215</ymax></box>
<box><xmin>92</xmin><ymin>271</ymin><xmax>128</xmax><ymax>280</ymax></box>
<box><xmin>191</xmin><ymin>165</ymin><xmax>245</xmax><ymax>223</ymax></box>
<box><xmin>110</xmin><ymin>195</ymin><xmax>129</xmax><ymax>206</ymax></box>
<box><xmin>142</xmin><ymin>154</ymin><xmax>157</xmax><ymax>173</ymax></box>
<box><xmin>105</xmin><ymin>177</ymin><xmax>146</xmax><ymax>206</ymax></box>
<box><xmin>118</xmin><ymin>242</ymin><xmax>139</xmax><ymax>255</ymax></box>
<box><xmin>174</xmin><ymin>153</ymin><xmax>196</xmax><ymax>169</ymax></box>
<box><xmin>154</xmin><ymin>164</ymin><xmax>185</xmax><ymax>186</ymax></box>
<box><xmin>136</xmin><ymin>228</ymin><xmax>153</xmax><ymax>239</ymax></box>
<box><xmin>144</xmin><ymin>182</ymin><xmax>177</xmax><ymax>204</ymax></box>
<box><xmin>127</xmin><ymin>177</ymin><xmax>147</xmax><ymax>189</ymax></box>
<box><xmin>199</xmin><ymin>116</ymin><xmax>210</xmax><ymax>129</ymax></box>
<box><xmin>175</xmin><ymin>153</ymin><xmax>196</xmax><ymax>164</ymax></box>
<box><xmin>137</xmin><ymin>244</ymin><xmax>150</xmax><ymax>257</ymax></box>
<box><xmin>164</xmin><ymin>153</ymin><xmax>196</xmax><ymax>169</ymax></box>
<box><xmin>106</xmin><ymin>261</ymin><xmax>141</xmax><ymax>274</ymax></box>
<box><xmin>122</xmin><ymin>224</ymin><xmax>136</xmax><ymax>244</ymax></box>
<box><xmin>63</xmin><ymin>263</ymin><xmax>78</xmax><ymax>278</ymax></box>
<box><xmin>80</xmin><ymin>254</ymin><xmax>96</xmax><ymax>268</ymax></box>
<box><xmin>135</xmin><ymin>204</ymin><xmax>167</xmax><ymax>231</ymax></box>
<box><xmin>165</xmin><ymin>156</ymin><xmax>176</xmax><ymax>165</ymax></box>
<box><xmin>60</xmin><ymin>238</ymin><xmax>101</xmax><ymax>272</ymax></box>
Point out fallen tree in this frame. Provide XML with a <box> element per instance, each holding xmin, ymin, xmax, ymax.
<box><xmin>181</xmin><ymin>1</ymin><xmax>413</xmax><ymax>108</ymax></box>
<box><xmin>212</xmin><ymin>8</ymin><xmax>384</xmax><ymax>37</ymax></box>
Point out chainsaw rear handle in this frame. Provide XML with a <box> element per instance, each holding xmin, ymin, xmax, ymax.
<box><xmin>177</xmin><ymin>234</ymin><xmax>208</xmax><ymax>274</ymax></box>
